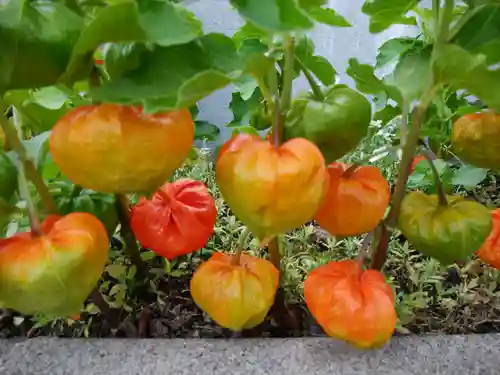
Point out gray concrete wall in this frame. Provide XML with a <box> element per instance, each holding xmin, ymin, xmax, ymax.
<box><xmin>186</xmin><ymin>0</ymin><xmax>420</xmax><ymax>146</ymax></box>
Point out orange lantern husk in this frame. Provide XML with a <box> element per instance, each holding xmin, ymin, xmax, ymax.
<box><xmin>0</xmin><ymin>213</ymin><xmax>109</xmax><ymax>318</ymax></box>
<box><xmin>216</xmin><ymin>134</ymin><xmax>328</xmax><ymax>245</ymax></box>
<box><xmin>476</xmin><ymin>208</ymin><xmax>500</xmax><ymax>269</ymax></box>
<box><xmin>314</xmin><ymin>162</ymin><xmax>390</xmax><ymax>237</ymax></box>
<box><xmin>130</xmin><ymin>179</ymin><xmax>217</xmax><ymax>260</ymax></box>
<box><xmin>304</xmin><ymin>260</ymin><xmax>396</xmax><ymax>349</ymax></box>
<box><xmin>49</xmin><ymin>104</ymin><xmax>194</xmax><ymax>194</ymax></box>
<box><xmin>190</xmin><ymin>252</ymin><xmax>279</xmax><ymax>331</ymax></box>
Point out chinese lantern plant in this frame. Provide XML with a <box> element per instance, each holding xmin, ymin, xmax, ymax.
<box><xmin>190</xmin><ymin>232</ymin><xmax>279</xmax><ymax>331</ymax></box>
<box><xmin>398</xmin><ymin>152</ymin><xmax>493</xmax><ymax>265</ymax></box>
<box><xmin>49</xmin><ymin>104</ymin><xmax>195</xmax><ymax>194</ymax></box>
<box><xmin>315</xmin><ymin>162</ymin><xmax>390</xmax><ymax>237</ymax></box>
<box><xmin>304</xmin><ymin>259</ymin><xmax>397</xmax><ymax>349</ymax></box>
<box><xmin>130</xmin><ymin>179</ymin><xmax>217</xmax><ymax>260</ymax></box>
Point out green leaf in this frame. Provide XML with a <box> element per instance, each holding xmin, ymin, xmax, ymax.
<box><xmin>433</xmin><ymin>44</ymin><xmax>500</xmax><ymax>111</ymax></box>
<box><xmin>231</xmin><ymin>126</ymin><xmax>260</xmax><ymax>137</ymax></box>
<box><xmin>295</xmin><ymin>37</ymin><xmax>336</xmax><ymax>86</ymax></box>
<box><xmin>102</xmin><ymin>42</ymin><xmax>149</xmax><ymax>80</ymax></box>
<box><xmin>89</xmin><ymin>34</ymin><xmax>243</xmax><ymax>112</ymax></box>
<box><xmin>451</xmin><ymin>4</ymin><xmax>500</xmax><ymax>64</ymax></box>
<box><xmin>229</xmin><ymin>0</ymin><xmax>314</xmax><ymax>32</ymax></box>
<box><xmin>61</xmin><ymin>0</ymin><xmax>203</xmax><ymax>83</ymax></box>
<box><xmin>376</xmin><ymin>38</ymin><xmax>422</xmax><ymax>68</ymax></box>
<box><xmin>3</xmin><ymin>90</ymin><xmax>68</xmax><ymax>132</ymax></box>
<box><xmin>362</xmin><ymin>0</ymin><xmax>419</xmax><ymax>33</ymax></box>
<box><xmin>237</xmin><ymin>38</ymin><xmax>274</xmax><ymax>77</ymax></box>
<box><xmin>234</xmin><ymin>75</ymin><xmax>259</xmax><ymax>101</ymax></box>
<box><xmin>374</xmin><ymin>104</ymin><xmax>401</xmax><ymax>125</ymax></box>
<box><xmin>0</xmin><ymin>1</ymin><xmax>84</xmax><ymax>91</ymax></box>
<box><xmin>298</xmin><ymin>0</ymin><xmax>351</xmax><ymax>27</ymax></box>
<box><xmin>31</xmin><ymin>87</ymin><xmax>69</xmax><ymax>110</ymax></box>
<box><xmin>106</xmin><ymin>264</ymin><xmax>127</xmax><ymax>280</ymax></box>
<box><xmin>195</xmin><ymin>121</ymin><xmax>220</xmax><ymax>141</ymax></box>
<box><xmin>451</xmin><ymin>165</ymin><xmax>488</xmax><ymax>189</ymax></box>
<box><xmin>346</xmin><ymin>58</ymin><xmax>402</xmax><ymax>104</ymax></box>
<box><xmin>387</xmin><ymin>46</ymin><xmax>432</xmax><ymax>101</ymax></box>
<box><xmin>233</xmin><ymin>22</ymin><xmax>269</xmax><ymax>47</ymax></box>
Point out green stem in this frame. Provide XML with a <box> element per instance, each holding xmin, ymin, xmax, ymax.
<box><xmin>421</xmin><ymin>148</ymin><xmax>448</xmax><ymax>206</ymax></box>
<box><xmin>256</xmin><ymin>76</ymin><xmax>275</xmax><ymax>110</ymax></box>
<box><xmin>115</xmin><ymin>194</ymin><xmax>148</xmax><ymax>278</ymax></box>
<box><xmin>272</xmin><ymin>35</ymin><xmax>295</xmax><ymax>148</ymax></box>
<box><xmin>448</xmin><ymin>5</ymin><xmax>485</xmax><ymax>41</ymax></box>
<box><xmin>345</xmin><ymin>145</ymin><xmax>402</xmax><ymax>171</ymax></box>
<box><xmin>0</xmin><ymin>105</ymin><xmax>58</xmax><ymax>214</ymax></box>
<box><xmin>294</xmin><ymin>55</ymin><xmax>324</xmax><ymax>100</ymax></box>
<box><xmin>17</xmin><ymin>159</ymin><xmax>42</xmax><ymax>237</ymax></box>
<box><xmin>231</xmin><ymin>227</ymin><xmax>251</xmax><ymax>266</ymax></box>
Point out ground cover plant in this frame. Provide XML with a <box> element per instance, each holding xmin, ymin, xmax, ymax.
<box><xmin>1</xmin><ymin>0</ymin><xmax>500</xmax><ymax>348</ymax></box>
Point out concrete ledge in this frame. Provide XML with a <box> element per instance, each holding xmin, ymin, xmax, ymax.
<box><xmin>1</xmin><ymin>335</ymin><xmax>499</xmax><ymax>375</ymax></box>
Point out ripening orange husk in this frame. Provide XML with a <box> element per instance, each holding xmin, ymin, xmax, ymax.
<box><xmin>476</xmin><ymin>209</ymin><xmax>500</xmax><ymax>269</ymax></box>
<box><xmin>216</xmin><ymin>134</ymin><xmax>328</xmax><ymax>244</ymax></box>
<box><xmin>0</xmin><ymin>213</ymin><xmax>109</xmax><ymax>318</ymax></box>
<box><xmin>304</xmin><ymin>260</ymin><xmax>396</xmax><ymax>349</ymax></box>
<box><xmin>314</xmin><ymin>162</ymin><xmax>390</xmax><ymax>237</ymax></box>
<box><xmin>190</xmin><ymin>252</ymin><xmax>279</xmax><ymax>331</ymax></box>
<box><xmin>49</xmin><ymin>104</ymin><xmax>194</xmax><ymax>193</ymax></box>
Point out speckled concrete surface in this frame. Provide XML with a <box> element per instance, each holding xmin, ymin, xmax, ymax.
<box><xmin>0</xmin><ymin>335</ymin><xmax>499</xmax><ymax>375</ymax></box>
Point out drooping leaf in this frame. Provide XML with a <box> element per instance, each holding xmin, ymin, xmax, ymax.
<box><xmin>3</xmin><ymin>90</ymin><xmax>69</xmax><ymax>132</ymax></box>
<box><xmin>0</xmin><ymin>0</ymin><xmax>84</xmax><ymax>91</ymax></box>
<box><xmin>195</xmin><ymin>121</ymin><xmax>221</xmax><ymax>141</ymax></box>
<box><xmin>237</xmin><ymin>38</ymin><xmax>274</xmax><ymax>78</ymax></box>
<box><xmin>102</xmin><ymin>42</ymin><xmax>150</xmax><ymax>80</ymax></box>
<box><xmin>89</xmin><ymin>34</ymin><xmax>243</xmax><ymax>113</ymax></box>
<box><xmin>433</xmin><ymin>44</ymin><xmax>500</xmax><ymax>111</ymax></box>
<box><xmin>31</xmin><ymin>87</ymin><xmax>69</xmax><ymax>110</ymax></box>
<box><xmin>61</xmin><ymin>0</ymin><xmax>203</xmax><ymax>84</ymax></box>
<box><xmin>229</xmin><ymin>0</ymin><xmax>314</xmax><ymax>32</ymax></box>
<box><xmin>295</xmin><ymin>37</ymin><xmax>336</xmax><ymax>86</ymax></box>
<box><xmin>376</xmin><ymin>38</ymin><xmax>423</xmax><ymax>68</ymax></box>
<box><xmin>374</xmin><ymin>104</ymin><xmax>401</xmax><ymax>125</ymax></box>
<box><xmin>451</xmin><ymin>4</ymin><xmax>500</xmax><ymax>64</ymax></box>
<box><xmin>346</xmin><ymin>58</ymin><xmax>402</xmax><ymax>104</ymax></box>
<box><xmin>297</xmin><ymin>0</ymin><xmax>351</xmax><ymax>27</ymax></box>
<box><xmin>387</xmin><ymin>46</ymin><xmax>432</xmax><ymax>101</ymax></box>
<box><xmin>362</xmin><ymin>0</ymin><xmax>420</xmax><ymax>33</ymax></box>
<box><xmin>452</xmin><ymin>165</ymin><xmax>488</xmax><ymax>189</ymax></box>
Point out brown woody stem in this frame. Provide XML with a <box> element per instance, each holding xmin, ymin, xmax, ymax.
<box><xmin>357</xmin><ymin>231</ymin><xmax>374</xmax><ymax>268</ymax></box>
<box><xmin>268</xmin><ymin>237</ymin><xmax>281</xmax><ymax>271</ymax></box>
<box><xmin>115</xmin><ymin>194</ymin><xmax>148</xmax><ymax>279</ymax></box>
<box><xmin>421</xmin><ymin>148</ymin><xmax>448</xmax><ymax>206</ymax></box>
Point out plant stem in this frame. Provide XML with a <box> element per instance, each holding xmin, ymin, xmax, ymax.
<box><xmin>294</xmin><ymin>55</ymin><xmax>324</xmax><ymax>100</ymax></box>
<box><xmin>0</xmin><ymin>105</ymin><xmax>58</xmax><ymax>214</ymax></box>
<box><xmin>421</xmin><ymin>148</ymin><xmax>448</xmax><ymax>206</ymax></box>
<box><xmin>272</xmin><ymin>35</ymin><xmax>295</xmax><ymax>148</ymax></box>
<box><xmin>268</xmin><ymin>237</ymin><xmax>281</xmax><ymax>270</ymax></box>
<box><xmin>357</xmin><ymin>231</ymin><xmax>374</xmax><ymax>268</ymax></box>
<box><xmin>114</xmin><ymin>194</ymin><xmax>148</xmax><ymax>278</ymax></box>
<box><xmin>17</xmin><ymin>159</ymin><xmax>42</xmax><ymax>236</ymax></box>
<box><xmin>231</xmin><ymin>227</ymin><xmax>251</xmax><ymax>266</ymax></box>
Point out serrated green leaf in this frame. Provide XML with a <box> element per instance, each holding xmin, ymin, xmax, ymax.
<box><xmin>388</xmin><ymin>46</ymin><xmax>432</xmax><ymax>101</ymax></box>
<box><xmin>298</xmin><ymin>0</ymin><xmax>351</xmax><ymax>27</ymax></box>
<box><xmin>195</xmin><ymin>121</ymin><xmax>220</xmax><ymax>141</ymax></box>
<box><xmin>295</xmin><ymin>37</ymin><xmax>336</xmax><ymax>85</ymax></box>
<box><xmin>376</xmin><ymin>38</ymin><xmax>422</xmax><ymax>68</ymax></box>
<box><xmin>451</xmin><ymin>4</ymin><xmax>500</xmax><ymax>64</ymax></box>
<box><xmin>362</xmin><ymin>0</ymin><xmax>419</xmax><ymax>33</ymax></box>
<box><xmin>31</xmin><ymin>87</ymin><xmax>69</xmax><ymax>110</ymax></box>
<box><xmin>433</xmin><ymin>44</ymin><xmax>500</xmax><ymax>111</ymax></box>
<box><xmin>89</xmin><ymin>34</ymin><xmax>243</xmax><ymax>112</ymax></box>
<box><xmin>3</xmin><ymin>90</ymin><xmax>68</xmax><ymax>132</ymax></box>
<box><xmin>0</xmin><ymin>0</ymin><xmax>84</xmax><ymax>91</ymax></box>
<box><xmin>451</xmin><ymin>165</ymin><xmax>488</xmax><ymax>189</ymax></box>
<box><xmin>346</xmin><ymin>58</ymin><xmax>402</xmax><ymax>104</ymax></box>
<box><xmin>61</xmin><ymin>0</ymin><xmax>202</xmax><ymax>84</ymax></box>
<box><xmin>230</xmin><ymin>0</ymin><xmax>314</xmax><ymax>32</ymax></box>
<box><xmin>374</xmin><ymin>104</ymin><xmax>401</xmax><ymax>125</ymax></box>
